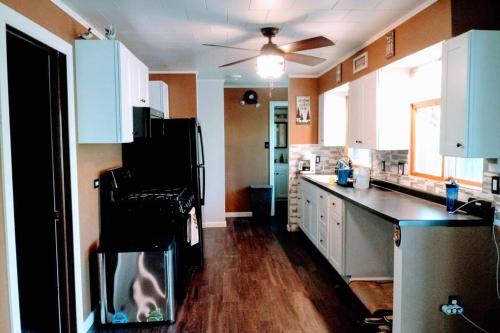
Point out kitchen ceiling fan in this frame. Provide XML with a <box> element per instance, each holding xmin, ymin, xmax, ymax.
<box><xmin>203</xmin><ymin>27</ymin><xmax>334</xmax><ymax>79</ymax></box>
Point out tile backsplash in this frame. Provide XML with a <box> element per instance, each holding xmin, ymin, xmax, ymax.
<box><xmin>371</xmin><ymin>150</ymin><xmax>500</xmax><ymax>211</ymax></box>
<box><xmin>287</xmin><ymin>144</ymin><xmax>344</xmax><ymax>231</ymax></box>
<box><xmin>287</xmin><ymin>147</ymin><xmax>500</xmax><ymax>230</ymax></box>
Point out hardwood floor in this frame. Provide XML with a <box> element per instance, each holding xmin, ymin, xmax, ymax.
<box><xmin>92</xmin><ymin>208</ymin><xmax>373</xmax><ymax>333</ymax></box>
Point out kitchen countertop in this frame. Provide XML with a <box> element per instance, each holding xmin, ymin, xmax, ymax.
<box><xmin>300</xmin><ymin>175</ymin><xmax>490</xmax><ymax>227</ymax></box>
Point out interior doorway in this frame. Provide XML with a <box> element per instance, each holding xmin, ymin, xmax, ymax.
<box><xmin>269</xmin><ymin>101</ymin><xmax>289</xmax><ymax>217</ymax></box>
<box><xmin>6</xmin><ymin>26</ymin><xmax>76</xmax><ymax>333</ymax></box>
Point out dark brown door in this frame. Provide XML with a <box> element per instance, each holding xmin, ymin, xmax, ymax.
<box><xmin>6</xmin><ymin>26</ymin><xmax>76</xmax><ymax>333</ymax></box>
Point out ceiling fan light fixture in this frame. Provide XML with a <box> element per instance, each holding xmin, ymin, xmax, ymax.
<box><xmin>257</xmin><ymin>54</ymin><xmax>284</xmax><ymax>79</ymax></box>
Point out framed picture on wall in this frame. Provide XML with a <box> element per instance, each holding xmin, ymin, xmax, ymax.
<box><xmin>385</xmin><ymin>29</ymin><xmax>395</xmax><ymax>58</ymax></box>
<box><xmin>336</xmin><ymin>64</ymin><xmax>342</xmax><ymax>83</ymax></box>
<box><xmin>296</xmin><ymin>96</ymin><xmax>311</xmax><ymax>124</ymax></box>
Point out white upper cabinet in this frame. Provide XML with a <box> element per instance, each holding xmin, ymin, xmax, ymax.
<box><xmin>440</xmin><ymin>30</ymin><xmax>500</xmax><ymax>158</ymax></box>
<box><xmin>149</xmin><ymin>81</ymin><xmax>170</xmax><ymax>118</ymax></box>
<box><xmin>75</xmin><ymin>40</ymin><xmax>149</xmax><ymax>143</ymax></box>
<box><xmin>347</xmin><ymin>68</ymin><xmax>411</xmax><ymax>150</ymax></box>
<box><xmin>319</xmin><ymin>87</ymin><xmax>347</xmax><ymax>147</ymax></box>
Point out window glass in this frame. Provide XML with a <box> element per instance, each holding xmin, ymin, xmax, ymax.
<box><xmin>413</xmin><ymin>104</ymin><xmax>442</xmax><ymax>177</ymax></box>
<box><xmin>348</xmin><ymin>148</ymin><xmax>371</xmax><ymax>167</ymax></box>
<box><xmin>445</xmin><ymin>157</ymin><xmax>483</xmax><ymax>184</ymax></box>
<box><xmin>411</xmin><ymin>101</ymin><xmax>483</xmax><ymax>186</ymax></box>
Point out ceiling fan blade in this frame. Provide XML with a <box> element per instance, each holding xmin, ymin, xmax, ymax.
<box><xmin>279</xmin><ymin>36</ymin><xmax>334</xmax><ymax>53</ymax></box>
<box><xmin>202</xmin><ymin>44</ymin><xmax>259</xmax><ymax>52</ymax></box>
<box><xmin>219</xmin><ymin>56</ymin><xmax>259</xmax><ymax>68</ymax></box>
<box><xmin>284</xmin><ymin>53</ymin><xmax>326</xmax><ymax>66</ymax></box>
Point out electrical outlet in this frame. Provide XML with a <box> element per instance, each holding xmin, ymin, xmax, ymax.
<box><xmin>492</xmin><ymin>176</ymin><xmax>499</xmax><ymax>195</ymax></box>
<box><xmin>316</xmin><ymin>156</ymin><xmax>320</xmax><ymax>163</ymax></box>
<box><xmin>440</xmin><ymin>296</ymin><xmax>463</xmax><ymax>316</ymax></box>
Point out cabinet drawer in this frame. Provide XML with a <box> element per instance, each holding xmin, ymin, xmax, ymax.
<box><xmin>329</xmin><ymin>194</ymin><xmax>343</xmax><ymax>216</ymax></box>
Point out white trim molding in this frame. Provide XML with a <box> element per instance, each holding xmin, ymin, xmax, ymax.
<box><xmin>203</xmin><ymin>221</ymin><xmax>228</xmax><ymax>228</ymax></box>
<box><xmin>50</xmin><ymin>0</ymin><xmax>105</xmax><ymax>40</ymax></box>
<box><xmin>225</xmin><ymin>212</ymin><xmax>253</xmax><ymax>218</ymax></box>
<box><xmin>0</xmin><ymin>3</ymin><xmax>84</xmax><ymax>332</ymax></box>
<box><xmin>149</xmin><ymin>70</ymin><xmax>199</xmax><ymax>74</ymax></box>
<box><xmin>224</xmin><ymin>84</ymin><xmax>288</xmax><ymax>88</ymax></box>
<box><xmin>288</xmin><ymin>75</ymin><xmax>318</xmax><ymax>78</ymax></box>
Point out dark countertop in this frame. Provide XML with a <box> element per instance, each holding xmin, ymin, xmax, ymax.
<box><xmin>300</xmin><ymin>175</ymin><xmax>490</xmax><ymax>227</ymax></box>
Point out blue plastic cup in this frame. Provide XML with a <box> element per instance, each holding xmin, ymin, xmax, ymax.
<box><xmin>337</xmin><ymin>169</ymin><xmax>350</xmax><ymax>185</ymax></box>
<box><xmin>445</xmin><ymin>184</ymin><xmax>459</xmax><ymax>213</ymax></box>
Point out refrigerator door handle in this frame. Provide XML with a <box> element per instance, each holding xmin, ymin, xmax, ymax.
<box><xmin>197</xmin><ymin>125</ymin><xmax>205</xmax><ymax>166</ymax></box>
<box><xmin>198</xmin><ymin>164</ymin><xmax>205</xmax><ymax>206</ymax></box>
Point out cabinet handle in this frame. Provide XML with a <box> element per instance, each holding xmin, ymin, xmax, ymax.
<box><xmin>332</xmin><ymin>202</ymin><xmax>336</xmax><ymax>206</ymax></box>
<box><xmin>320</xmin><ymin>239</ymin><xmax>323</xmax><ymax>243</ymax></box>
<box><xmin>456</xmin><ymin>143</ymin><xmax>463</xmax><ymax>148</ymax></box>
<box><xmin>140</xmin><ymin>99</ymin><xmax>146</xmax><ymax>103</ymax></box>
<box><xmin>320</xmin><ymin>195</ymin><xmax>323</xmax><ymax>198</ymax></box>
<box><xmin>306</xmin><ymin>200</ymin><xmax>310</xmax><ymax>204</ymax></box>
<box><xmin>320</xmin><ymin>215</ymin><xmax>324</xmax><ymax>218</ymax></box>
<box><xmin>337</xmin><ymin>222</ymin><xmax>340</xmax><ymax>226</ymax></box>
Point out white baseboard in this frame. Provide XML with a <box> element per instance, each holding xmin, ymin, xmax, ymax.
<box><xmin>225</xmin><ymin>211</ymin><xmax>253</xmax><ymax>218</ymax></box>
<box><xmin>203</xmin><ymin>220</ymin><xmax>227</xmax><ymax>228</ymax></box>
<box><xmin>84</xmin><ymin>309</ymin><xmax>95</xmax><ymax>332</ymax></box>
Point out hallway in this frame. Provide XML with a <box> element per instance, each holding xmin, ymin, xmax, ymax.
<box><xmin>92</xmin><ymin>215</ymin><xmax>372</xmax><ymax>333</ymax></box>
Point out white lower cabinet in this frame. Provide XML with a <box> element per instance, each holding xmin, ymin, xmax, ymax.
<box><xmin>298</xmin><ymin>180</ymin><xmax>345</xmax><ymax>276</ymax></box>
<box><xmin>328</xmin><ymin>195</ymin><xmax>344</xmax><ymax>274</ymax></box>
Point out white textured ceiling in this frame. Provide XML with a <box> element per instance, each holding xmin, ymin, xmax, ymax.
<box><xmin>59</xmin><ymin>0</ymin><xmax>430</xmax><ymax>86</ymax></box>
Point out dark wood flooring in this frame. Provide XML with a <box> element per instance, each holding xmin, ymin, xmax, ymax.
<box><xmin>92</xmin><ymin>202</ymin><xmax>373</xmax><ymax>333</ymax></box>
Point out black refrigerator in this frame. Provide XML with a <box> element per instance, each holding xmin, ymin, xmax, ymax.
<box><xmin>122</xmin><ymin>118</ymin><xmax>205</xmax><ymax>270</ymax></box>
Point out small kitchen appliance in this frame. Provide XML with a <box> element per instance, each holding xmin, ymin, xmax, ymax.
<box><xmin>298</xmin><ymin>153</ymin><xmax>316</xmax><ymax>174</ymax></box>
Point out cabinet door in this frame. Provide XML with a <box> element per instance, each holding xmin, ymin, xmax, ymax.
<box><xmin>318</xmin><ymin>93</ymin><xmax>325</xmax><ymax>145</ymax></box>
<box><xmin>347</xmin><ymin>78</ymin><xmax>363</xmax><ymax>147</ymax></box>
<box><xmin>276</xmin><ymin>173</ymin><xmax>288</xmax><ymax>198</ymax></box>
<box><xmin>328</xmin><ymin>194</ymin><xmax>344</xmax><ymax>274</ymax></box>
<box><xmin>138</xmin><ymin>61</ymin><xmax>149</xmax><ymax>106</ymax></box>
<box><xmin>329</xmin><ymin>213</ymin><xmax>343</xmax><ymax>274</ymax></box>
<box><xmin>118</xmin><ymin>44</ymin><xmax>134</xmax><ymax>143</ymax></box>
<box><xmin>361</xmin><ymin>71</ymin><xmax>377</xmax><ymax>149</ymax></box>
<box><xmin>440</xmin><ymin>32</ymin><xmax>468</xmax><ymax>157</ymax></box>
<box><xmin>309</xmin><ymin>197</ymin><xmax>318</xmax><ymax>243</ymax></box>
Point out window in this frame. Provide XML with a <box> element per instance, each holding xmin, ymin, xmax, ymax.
<box><xmin>410</xmin><ymin>100</ymin><xmax>483</xmax><ymax>187</ymax></box>
<box><xmin>348</xmin><ymin>148</ymin><xmax>371</xmax><ymax>167</ymax></box>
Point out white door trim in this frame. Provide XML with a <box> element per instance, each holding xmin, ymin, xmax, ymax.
<box><xmin>0</xmin><ymin>3</ymin><xmax>84</xmax><ymax>332</ymax></box>
<box><xmin>269</xmin><ymin>101</ymin><xmax>288</xmax><ymax>217</ymax></box>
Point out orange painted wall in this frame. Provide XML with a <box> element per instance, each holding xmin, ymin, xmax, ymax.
<box><xmin>288</xmin><ymin>78</ymin><xmax>319</xmax><ymax>145</ymax></box>
<box><xmin>0</xmin><ymin>0</ymin><xmax>123</xmax><ymax>320</ymax></box>
<box><xmin>225</xmin><ymin>88</ymin><xmax>288</xmax><ymax>212</ymax></box>
<box><xmin>149</xmin><ymin>73</ymin><xmax>197</xmax><ymax>118</ymax></box>
<box><xmin>318</xmin><ymin>0</ymin><xmax>452</xmax><ymax>94</ymax></box>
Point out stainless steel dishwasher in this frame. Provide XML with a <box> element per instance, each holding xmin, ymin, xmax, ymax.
<box><xmin>97</xmin><ymin>241</ymin><xmax>176</xmax><ymax>325</ymax></box>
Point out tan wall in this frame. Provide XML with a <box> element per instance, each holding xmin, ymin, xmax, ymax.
<box><xmin>0</xmin><ymin>0</ymin><xmax>123</xmax><ymax>321</ymax></box>
<box><xmin>149</xmin><ymin>73</ymin><xmax>197</xmax><ymax>118</ymax></box>
<box><xmin>76</xmin><ymin>146</ymin><xmax>121</xmax><ymax>316</ymax></box>
<box><xmin>318</xmin><ymin>0</ymin><xmax>452</xmax><ymax>94</ymax></box>
<box><xmin>225</xmin><ymin>88</ymin><xmax>288</xmax><ymax>212</ymax></box>
<box><xmin>288</xmin><ymin>78</ymin><xmax>319</xmax><ymax>145</ymax></box>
